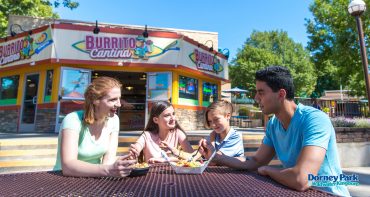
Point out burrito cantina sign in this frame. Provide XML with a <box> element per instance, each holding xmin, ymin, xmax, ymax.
<box><xmin>72</xmin><ymin>35</ymin><xmax>177</xmax><ymax>60</ymax></box>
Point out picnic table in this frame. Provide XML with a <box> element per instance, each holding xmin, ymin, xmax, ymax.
<box><xmin>0</xmin><ymin>164</ymin><xmax>333</xmax><ymax>196</ymax></box>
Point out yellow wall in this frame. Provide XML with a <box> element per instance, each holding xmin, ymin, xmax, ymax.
<box><xmin>1</xmin><ymin>63</ymin><xmax>223</xmax><ymax>106</ymax></box>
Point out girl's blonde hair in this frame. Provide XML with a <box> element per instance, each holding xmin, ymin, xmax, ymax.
<box><xmin>204</xmin><ymin>100</ymin><xmax>234</xmax><ymax>128</ymax></box>
<box><xmin>83</xmin><ymin>76</ymin><xmax>122</xmax><ymax>125</ymax></box>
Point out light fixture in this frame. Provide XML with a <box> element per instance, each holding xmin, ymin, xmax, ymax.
<box><xmin>198</xmin><ymin>40</ymin><xmax>214</xmax><ymax>52</ymax></box>
<box><xmin>348</xmin><ymin>0</ymin><xmax>366</xmax><ymax>15</ymax></box>
<box><xmin>118</xmin><ymin>61</ymin><xmax>123</xmax><ymax>66</ymax></box>
<box><xmin>28</xmin><ymin>82</ymin><xmax>36</xmax><ymax>88</ymax></box>
<box><xmin>10</xmin><ymin>24</ymin><xmax>32</xmax><ymax>37</ymax></box>
<box><xmin>142</xmin><ymin>25</ymin><xmax>149</xmax><ymax>38</ymax></box>
<box><xmin>139</xmin><ymin>73</ymin><xmax>147</xmax><ymax>80</ymax></box>
<box><xmin>348</xmin><ymin>0</ymin><xmax>370</xmax><ymax>112</ymax></box>
<box><xmin>205</xmin><ymin>40</ymin><xmax>214</xmax><ymax>51</ymax></box>
<box><xmin>218</xmin><ymin>48</ymin><xmax>230</xmax><ymax>59</ymax></box>
<box><xmin>125</xmin><ymin>85</ymin><xmax>134</xmax><ymax>91</ymax></box>
<box><xmin>93</xmin><ymin>20</ymin><xmax>100</xmax><ymax>34</ymax></box>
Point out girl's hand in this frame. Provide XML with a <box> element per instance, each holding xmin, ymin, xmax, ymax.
<box><xmin>129</xmin><ymin>143</ymin><xmax>141</xmax><ymax>159</ymax></box>
<box><xmin>108</xmin><ymin>155</ymin><xmax>136</xmax><ymax>177</ymax></box>
<box><xmin>160</xmin><ymin>141</ymin><xmax>178</xmax><ymax>155</ymax></box>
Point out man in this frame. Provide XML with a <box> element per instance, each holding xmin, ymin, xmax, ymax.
<box><xmin>200</xmin><ymin>66</ymin><xmax>349</xmax><ymax>196</ymax></box>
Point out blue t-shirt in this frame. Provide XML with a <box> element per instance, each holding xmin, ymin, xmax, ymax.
<box><xmin>263</xmin><ymin>104</ymin><xmax>349</xmax><ymax>196</ymax></box>
<box><xmin>212</xmin><ymin>128</ymin><xmax>244</xmax><ymax>157</ymax></box>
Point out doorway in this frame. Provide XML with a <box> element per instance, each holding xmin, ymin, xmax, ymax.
<box><xmin>92</xmin><ymin>71</ymin><xmax>147</xmax><ymax>131</ymax></box>
<box><xmin>19</xmin><ymin>73</ymin><xmax>39</xmax><ymax>132</ymax></box>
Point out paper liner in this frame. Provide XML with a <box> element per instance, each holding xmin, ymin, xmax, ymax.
<box><xmin>170</xmin><ymin>151</ymin><xmax>216</xmax><ymax>174</ymax></box>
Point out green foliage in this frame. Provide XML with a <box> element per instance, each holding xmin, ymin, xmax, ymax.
<box><xmin>239</xmin><ymin>105</ymin><xmax>261</xmax><ymax>118</ymax></box>
<box><xmin>353</xmin><ymin>118</ymin><xmax>370</xmax><ymax>128</ymax></box>
<box><xmin>306</xmin><ymin>0</ymin><xmax>370</xmax><ymax>97</ymax></box>
<box><xmin>0</xmin><ymin>0</ymin><xmax>79</xmax><ymax>37</ymax></box>
<box><xmin>230</xmin><ymin>30</ymin><xmax>316</xmax><ymax>98</ymax></box>
<box><xmin>238</xmin><ymin>107</ymin><xmax>249</xmax><ymax>116</ymax></box>
<box><xmin>322</xmin><ymin>107</ymin><xmax>330</xmax><ymax>113</ymax></box>
<box><xmin>331</xmin><ymin>116</ymin><xmax>370</xmax><ymax>128</ymax></box>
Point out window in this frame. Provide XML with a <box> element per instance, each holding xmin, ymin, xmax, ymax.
<box><xmin>44</xmin><ymin>70</ymin><xmax>53</xmax><ymax>102</ymax></box>
<box><xmin>0</xmin><ymin>75</ymin><xmax>19</xmax><ymax>105</ymax></box>
<box><xmin>179</xmin><ymin>75</ymin><xmax>198</xmax><ymax>105</ymax></box>
<box><xmin>202</xmin><ymin>82</ymin><xmax>218</xmax><ymax>107</ymax></box>
<box><xmin>60</xmin><ymin>68</ymin><xmax>90</xmax><ymax>100</ymax></box>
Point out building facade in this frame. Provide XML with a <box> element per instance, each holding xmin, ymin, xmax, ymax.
<box><xmin>0</xmin><ymin>16</ymin><xmax>229</xmax><ymax>133</ymax></box>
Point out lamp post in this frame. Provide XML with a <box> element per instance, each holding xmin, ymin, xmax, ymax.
<box><xmin>348</xmin><ymin>0</ymin><xmax>370</xmax><ymax>112</ymax></box>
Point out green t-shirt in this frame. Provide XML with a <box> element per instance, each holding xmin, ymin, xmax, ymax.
<box><xmin>53</xmin><ymin>110</ymin><xmax>119</xmax><ymax>171</ymax></box>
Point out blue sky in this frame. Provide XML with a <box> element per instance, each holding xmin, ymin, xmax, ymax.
<box><xmin>54</xmin><ymin>0</ymin><xmax>313</xmax><ymax>61</ymax></box>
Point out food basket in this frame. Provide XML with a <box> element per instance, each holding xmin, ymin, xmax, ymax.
<box><xmin>169</xmin><ymin>152</ymin><xmax>216</xmax><ymax>174</ymax></box>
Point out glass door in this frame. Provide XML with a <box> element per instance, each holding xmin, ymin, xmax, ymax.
<box><xmin>55</xmin><ymin>67</ymin><xmax>91</xmax><ymax>133</ymax></box>
<box><xmin>19</xmin><ymin>73</ymin><xmax>40</xmax><ymax>132</ymax></box>
<box><xmin>145</xmin><ymin>72</ymin><xmax>172</xmax><ymax>124</ymax></box>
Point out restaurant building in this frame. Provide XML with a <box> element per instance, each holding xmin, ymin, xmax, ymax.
<box><xmin>0</xmin><ymin>15</ymin><xmax>229</xmax><ymax>133</ymax></box>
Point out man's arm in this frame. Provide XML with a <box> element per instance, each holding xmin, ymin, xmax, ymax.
<box><xmin>212</xmin><ymin>143</ymin><xmax>276</xmax><ymax>171</ymax></box>
<box><xmin>258</xmin><ymin>146</ymin><xmax>326</xmax><ymax>192</ymax></box>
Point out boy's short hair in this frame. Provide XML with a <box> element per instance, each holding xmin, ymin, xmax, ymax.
<box><xmin>204</xmin><ymin>100</ymin><xmax>233</xmax><ymax>128</ymax></box>
<box><xmin>255</xmin><ymin>65</ymin><xmax>295</xmax><ymax>100</ymax></box>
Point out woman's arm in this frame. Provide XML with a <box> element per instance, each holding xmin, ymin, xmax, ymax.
<box><xmin>129</xmin><ymin>133</ymin><xmax>146</xmax><ymax>159</ymax></box>
<box><xmin>102</xmin><ymin>131</ymin><xmax>119</xmax><ymax>164</ymax></box>
<box><xmin>60</xmin><ymin>129</ymin><xmax>135</xmax><ymax>177</ymax></box>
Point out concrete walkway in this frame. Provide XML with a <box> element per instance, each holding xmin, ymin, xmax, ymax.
<box><xmin>342</xmin><ymin>167</ymin><xmax>370</xmax><ymax>197</ymax></box>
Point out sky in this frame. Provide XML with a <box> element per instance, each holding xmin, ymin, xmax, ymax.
<box><xmin>54</xmin><ymin>0</ymin><xmax>314</xmax><ymax>61</ymax></box>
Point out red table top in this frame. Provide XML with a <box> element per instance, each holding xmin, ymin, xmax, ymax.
<box><xmin>0</xmin><ymin>164</ymin><xmax>333</xmax><ymax>196</ymax></box>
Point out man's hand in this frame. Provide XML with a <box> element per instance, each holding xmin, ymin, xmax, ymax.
<box><xmin>257</xmin><ymin>166</ymin><xmax>270</xmax><ymax>176</ymax></box>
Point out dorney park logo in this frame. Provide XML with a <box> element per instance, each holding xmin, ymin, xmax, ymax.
<box><xmin>189</xmin><ymin>49</ymin><xmax>223</xmax><ymax>74</ymax></box>
<box><xmin>72</xmin><ymin>35</ymin><xmax>179</xmax><ymax>60</ymax></box>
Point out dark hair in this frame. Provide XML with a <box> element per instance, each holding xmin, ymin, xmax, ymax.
<box><xmin>204</xmin><ymin>100</ymin><xmax>233</xmax><ymax>128</ymax></box>
<box><xmin>255</xmin><ymin>66</ymin><xmax>295</xmax><ymax>100</ymax></box>
<box><xmin>84</xmin><ymin>76</ymin><xmax>122</xmax><ymax>124</ymax></box>
<box><xmin>144</xmin><ymin>101</ymin><xmax>184</xmax><ymax>134</ymax></box>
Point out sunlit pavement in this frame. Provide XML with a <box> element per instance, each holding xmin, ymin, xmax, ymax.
<box><xmin>342</xmin><ymin>167</ymin><xmax>370</xmax><ymax>197</ymax></box>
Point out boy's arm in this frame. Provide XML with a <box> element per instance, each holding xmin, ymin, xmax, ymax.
<box><xmin>213</xmin><ymin>144</ymin><xmax>276</xmax><ymax>170</ymax></box>
<box><xmin>258</xmin><ymin>145</ymin><xmax>326</xmax><ymax>192</ymax></box>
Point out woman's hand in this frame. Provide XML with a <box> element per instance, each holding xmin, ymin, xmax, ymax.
<box><xmin>107</xmin><ymin>155</ymin><xmax>136</xmax><ymax>177</ymax></box>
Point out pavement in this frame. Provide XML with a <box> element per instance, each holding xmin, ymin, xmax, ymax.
<box><xmin>342</xmin><ymin>167</ymin><xmax>370</xmax><ymax>197</ymax></box>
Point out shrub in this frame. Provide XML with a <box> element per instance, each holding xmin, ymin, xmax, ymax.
<box><xmin>353</xmin><ymin>118</ymin><xmax>370</xmax><ymax>128</ymax></box>
<box><xmin>331</xmin><ymin>117</ymin><xmax>356</xmax><ymax>127</ymax></box>
<box><xmin>322</xmin><ymin>107</ymin><xmax>330</xmax><ymax>113</ymax></box>
<box><xmin>238</xmin><ymin>107</ymin><xmax>249</xmax><ymax>116</ymax></box>
<box><xmin>330</xmin><ymin>116</ymin><xmax>370</xmax><ymax>128</ymax></box>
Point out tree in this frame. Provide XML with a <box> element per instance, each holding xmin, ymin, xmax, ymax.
<box><xmin>306</xmin><ymin>0</ymin><xmax>370</xmax><ymax>97</ymax></box>
<box><xmin>230</xmin><ymin>30</ymin><xmax>316</xmax><ymax>99</ymax></box>
<box><xmin>0</xmin><ymin>0</ymin><xmax>79</xmax><ymax>37</ymax></box>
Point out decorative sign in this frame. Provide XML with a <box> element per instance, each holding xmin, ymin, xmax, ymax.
<box><xmin>189</xmin><ymin>49</ymin><xmax>223</xmax><ymax>74</ymax></box>
<box><xmin>72</xmin><ymin>35</ymin><xmax>179</xmax><ymax>60</ymax></box>
<box><xmin>0</xmin><ymin>28</ymin><xmax>53</xmax><ymax>66</ymax></box>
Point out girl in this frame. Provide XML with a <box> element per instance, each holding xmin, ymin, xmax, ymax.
<box><xmin>129</xmin><ymin>101</ymin><xmax>194</xmax><ymax>163</ymax></box>
<box><xmin>54</xmin><ymin>77</ymin><xmax>136</xmax><ymax>177</ymax></box>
